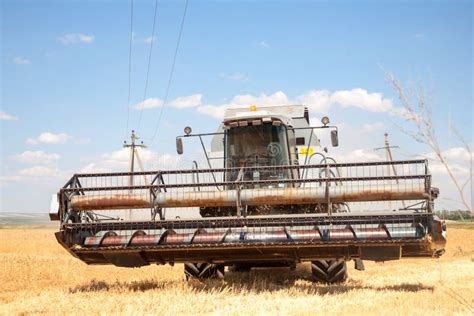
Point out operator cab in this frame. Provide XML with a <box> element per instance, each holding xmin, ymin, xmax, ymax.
<box><xmin>176</xmin><ymin>104</ymin><xmax>339</xmax><ymax>188</ymax></box>
<box><xmin>223</xmin><ymin>107</ymin><xmax>294</xmax><ymax>185</ymax></box>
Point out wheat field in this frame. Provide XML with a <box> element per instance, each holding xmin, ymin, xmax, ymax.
<box><xmin>1</xmin><ymin>223</ymin><xmax>473</xmax><ymax>315</ymax></box>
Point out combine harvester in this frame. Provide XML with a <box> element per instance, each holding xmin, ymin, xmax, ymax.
<box><xmin>50</xmin><ymin>105</ymin><xmax>446</xmax><ymax>283</ymax></box>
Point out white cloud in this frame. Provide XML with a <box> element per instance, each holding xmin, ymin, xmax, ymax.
<box><xmin>0</xmin><ymin>111</ymin><xmax>18</xmax><ymax>121</ymax></box>
<box><xmin>80</xmin><ymin>147</ymin><xmax>160</xmax><ymax>173</ymax></box>
<box><xmin>300</xmin><ymin>88</ymin><xmax>394</xmax><ymax>114</ymax></box>
<box><xmin>144</xmin><ymin>36</ymin><xmax>155</xmax><ymax>44</ymax></box>
<box><xmin>13</xmin><ymin>57</ymin><xmax>31</xmax><ymax>65</ymax></box>
<box><xmin>168</xmin><ymin>94</ymin><xmax>202</xmax><ymax>109</ymax></box>
<box><xmin>133</xmin><ymin>94</ymin><xmax>202</xmax><ymax>110</ymax></box>
<box><xmin>156</xmin><ymin>153</ymin><xmax>181</xmax><ymax>169</ymax></box>
<box><xmin>330</xmin><ymin>88</ymin><xmax>393</xmax><ymax>112</ymax></box>
<box><xmin>389</xmin><ymin>107</ymin><xmax>422</xmax><ymax>122</ymax></box>
<box><xmin>196</xmin><ymin>89</ymin><xmax>397</xmax><ymax>120</ymax></box>
<box><xmin>80</xmin><ymin>163</ymin><xmax>108</xmax><ymax>174</ymax></box>
<box><xmin>0</xmin><ymin>175</ymin><xmax>24</xmax><ymax>186</ymax></box>
<box><xmin>15</xmin><ymin>151</ymin><xmax>61</xmax><ymax>165</ymax></box>
<box><xmin>57</xmin><ymin>33</ymin><xmax>95</xmax><ymax>45</ymax></box>
<box><xmin>227</xmin><ymin>91</ymin><xmax>291</xmax><ymax>107</ymax></box>
<box><xmin>418</xmin><ymin>150</ymin><xmax>471</xmax><ymax>208</ymax></box>
<box><xmin>413</xmin><ymin>32</ymin><xmax>424</xmax><ymax>39</ymax></box>
<box><xmin>101</xmin><ymin>149</ymin><xmax>140</xmax><ymax>170</ymax></box>
<box><xmin>26</xmin><ymin>132</ymin><xmax>71</xmax><ymax>145</ymax></box>
<box><xmin>440</xmin><ymin>147</ymin><xmax>472</xmax><ymax>162</ymax></box>
<box><xmin>132</xmin><ymin>98</ymin><xmax>163</xmax><ymax>110</ymax></box>
<box><xmin>332</xmin><ymin>148</ymin><xmax>383</xmax><ymax>163</ymax></box>
<box><xmin>103</xmin><ymin>148</ymin><xmax>157</xmax><ymax>167</ymax></box>
<box><xmin>80</xmin><ymin>148</ymin><xmax>184</xmax><ymax>174</ymax></box>
<box><xmin>296</xmin><ymin>90</ymin><xmax>332</xmax><ymax>112</ymax></box>
<box><xmin>429</xmin><ymin>162</ymin><xmax>469</xmax><ymax>176</ymax></box>
<box><xmin>397</xmin><ymin>146</ymin><xmax>472</xmax><ymax>207</ymax></box>
<box><xmin>420</xmin><ymin>147</ymin><xmax>473</xmax><ymax>163</ymax></box>
<box><xmin>18</xmin><ymin>166</ymin><xmax>60</xmax><ymax>177</ymax></box>
<box><xmin>132</xmin><ymin>32</ymin><xmax>155</xmax><ymax>44</ymax></box>
<box><xmin>197</xmin><ymin>91</ymin><xmax>290</xmax><ymax>119</ymax></box>
<box><xmin>361</xmin><ymin>122</ymin><xmax>385</xmax><ymax>133</ymax></box>
<box><xmin>197</xmin><ymin>105</ymin><xmax>227</xmax><ymax>120</ymax></box>
<box><xmin>257</xmin><ymin>41</ymin><xmax>270</xmax><ymax>48</ymax></box>
<box><xmin>219</xmin><ymin>73</ymin><xmax>248</xmax><ymax>81</ymax></box>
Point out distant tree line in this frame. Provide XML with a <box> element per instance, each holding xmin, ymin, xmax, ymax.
<box><xmin>435</xmin><ymin>210</ymin><xmax>473</xmax><ymax>221</ymax></box>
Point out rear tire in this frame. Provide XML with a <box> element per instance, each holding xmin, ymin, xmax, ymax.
<box><xmin>311</xmin><ymin>259</ymin><xmax>347</xmax><ymax>283</ymax></box>
<box><xmin>184</xmin><ymin>263</ymin><xmax>225</xmax><ymax>280</ymax></box>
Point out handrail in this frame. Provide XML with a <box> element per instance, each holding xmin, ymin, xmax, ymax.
<box><xmin>70</xmin><ymin>159</ymin><xmax>428</xmax><ymax>178</ymax></box>
<box><xmin>62</xmin><ymin>174</ymin><xmax>429</xmax><ymax>192</ymax></box>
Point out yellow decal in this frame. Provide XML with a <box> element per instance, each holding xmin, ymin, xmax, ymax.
<box><xmin>299</xmin><ymin>147</ymin><xmax>314</xmax><ymax>155</ymax></box>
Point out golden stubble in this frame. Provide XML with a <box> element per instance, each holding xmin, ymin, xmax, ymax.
<box><xmin>1</xmin><ymin>224</ymin><xmax>473</xmax><ymax>315</ymax></box>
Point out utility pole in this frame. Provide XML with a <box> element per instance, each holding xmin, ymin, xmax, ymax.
<box><xmin>375</xmin><ymin>133</ymin><xmax>399</xmax><ymax>170</ymax></box>
<box><xmin>374</xmin><ymin>133</ymin><xmax>406</xmax><ymax>208</ymax></box>
<box><xmin>123</xmin><ymin>130</ymin><xmax>147</xmax><ymax>220</ymax></box>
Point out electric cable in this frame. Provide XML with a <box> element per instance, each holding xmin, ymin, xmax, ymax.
<box><xmin>149</xmin><ymin>0</ymin><xmax>189</xmax><ymax>144</ymax></box>
<box><xmin>125</xmin><ymin>0</ymin><xmax>135</xmax><ymax>140</ymax></box>
<box><xmin>136</xmin><ymin>0</ymin><xmax>160</xmax><ymax>133</ymax></box>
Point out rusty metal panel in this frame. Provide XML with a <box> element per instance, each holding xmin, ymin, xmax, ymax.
<box><xmin>192</xmin><ymin>232</ymin><xmax>226</xmax><ymax>244</ymax></box>
<box><xmin>83</xmin><ymin>236</ymin><xmax>102</xmax><ymax>247</ymax></box>
<box><xmin>161</xmin><ymin>232</ymin><xmax>193</xmax><ymax>245</ymax></box>
<box><xmin>386</xmin><ymin>226</ymin><xmax>419</xmax><ymax>239</ymax></box>
<box><xmin>224</xmin><ymin>232</ymin><xmax>243</xmax><ymax>243</ymax></box>
<box><xmin>353</xmin><ymin>228</ymin><xmax>389</xmax><ymax>240</ymax></box>
<box><xmin>244</xmin><ymin>230</ymin><xmax>288</xmax><ymax>242</ymax></box>
<box><xmin>69</xmin><ymin>186</ymin><xmax>428</xmax><ymax>211</ymax></box>
<box><xmin>287</xmin><ymin>229</ymin><xmax>322</xmax><ymax>241</ymax></box>
<box><xmin>71</xmin><ymin>194</ymin><xmax>151</xmax><ymax>211</ymax></box>
<box><xmin>101</xmin><ymin>235</ymin><xmax>130</xmax><ymax>247</ymax></box>
<box><xmin>328</xmin><ymin>228</ymin><xmax>355</xmax><ymax>240</ymax></box>
<box><xmin>130</xmin><ymin>234</ymin><xmax>162</xmax><ymax>246</ymax></box>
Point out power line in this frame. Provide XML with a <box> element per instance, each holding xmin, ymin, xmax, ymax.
<box><xmin>125</xmin><ymin>0</ymin><xmax>134</xmax><ymax>140</ymax></box>
<box><xmin>149</xmin><ymin>0</ymin><xmax>189</xmax><ymax>144</ymax></box>
<box><xmin>136</xmin><ymin>0</ymin><xmax>160</xmax><ymax>134</ymax></box>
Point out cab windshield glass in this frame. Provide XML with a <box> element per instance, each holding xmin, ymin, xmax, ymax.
<box><xmin>225</xmin><ymin>124</ymin><xmax>291</xmax><ymax>183</ymax></box>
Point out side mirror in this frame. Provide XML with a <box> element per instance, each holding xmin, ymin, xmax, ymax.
<box><xmin>176</xmin><ymin>137</ymin><xmax>183</xmax><ymax>155</ymax></box>
<box><xmin>331</xmin><ymin>130</ymin><xmax>339</xmax><ymax>147</ymax></box>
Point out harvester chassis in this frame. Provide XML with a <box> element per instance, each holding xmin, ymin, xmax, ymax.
<box><xmin>51</xmin><ymin>159</ymin><xmax>446</xmax><ymax>283</ymax></box>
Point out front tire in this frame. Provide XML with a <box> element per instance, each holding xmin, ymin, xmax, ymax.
<box><xmin>311</xmin><ymin>259</ymin><xmax>347</xmax><ymax>283</ymax></box>
<box><xmin>184</xmin><ymin>263</ymin><xmax>225</xmax><ymax>280</ymax></box>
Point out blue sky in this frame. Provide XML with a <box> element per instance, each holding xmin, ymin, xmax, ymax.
<box><xmin>1</xmin><ymin>0</ymin><xmax>472</xmax><ymax>212</ymax></box>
